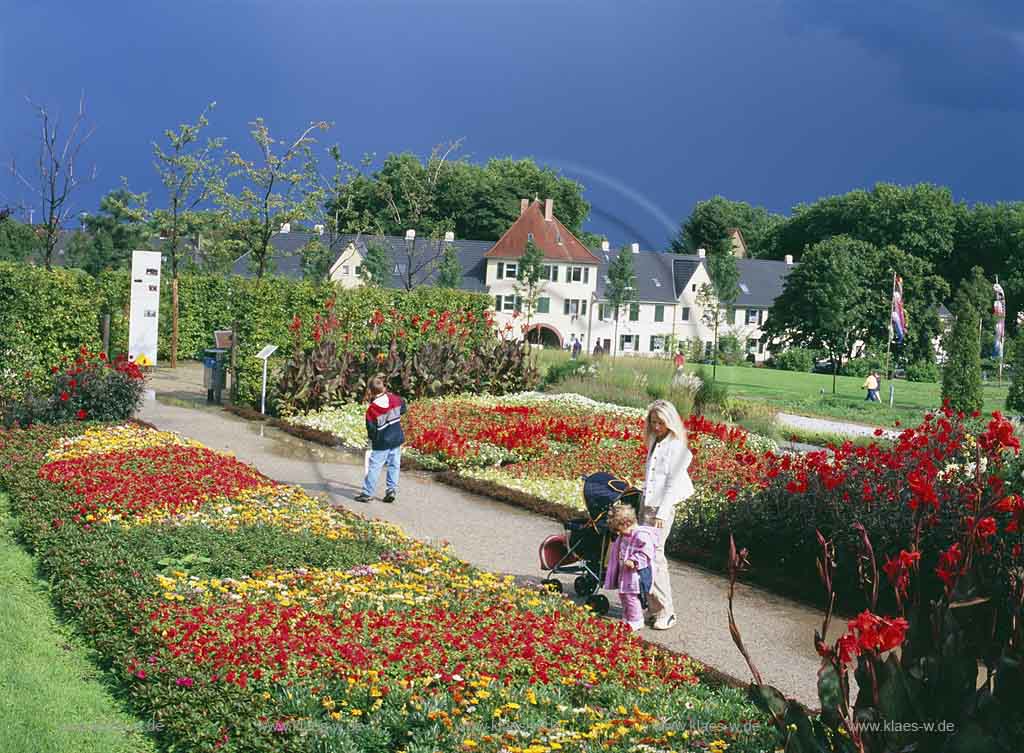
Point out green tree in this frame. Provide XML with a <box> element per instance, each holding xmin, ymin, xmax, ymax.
<box><xmin>0</xmin><ymin>210</ymin><xmax>39</xmax><ymax>262</ymax></box>
<box><xmin>436</xmin><ymin>243</ymin><xmax>463</xmax><ymax>288</ymax></box>
<box><xmin>959</xmin><ymin>266</ymin><xmax>998</xmax><ymax>358</ymax></box>
<box><xmin>218</xmin><ymin>118</ymin><xmax>330</xmax><ymax>277</ymax></box>
<box><xmin>604</xmin><ymin>247</ymin><xmax>637</xmax><ymax>359</ymax></box>
<box><xmin>359</xmin><ymin>241</ymin><xmax>391</xmax><ymax>286</ymax></box>
<box><xmin>760</xmin><ymin>183</ymin><xmax>960</xmax><ymax>269</ymax></box>
<box><xmin>329</xmin><ymin>151</ymin><xmax>590</xmax><ymax>242</ymax></box>
<box><xmin>1007</xmin><ymin>328</ymin><xmax>1024</xmax><ymax>413</ymax></box>
<box><xmin>152</xmin><ymin>103</ymin><xmax>224</xmax><ymax>366</ymax></box>
<box><xmin>673</xmin><ymin>196</ymin><xmax>782</xmax><ymax>258</ymax></box>
<box><xmin>513</xmin><ymin>239</ymin><xmax>545</xmax><ymax>338</ymax></box>
<box><xmin>941</xmin><ymin>286</ymin><xmax>983</xmax><ymax>414</ymax></box>
<box><xmin>67</xmin><ymin>188</ymin><xmax>150</xmax><ymax>276</ymax></box>
<box><xmin>763</xmin><ymin>236</ymin><xmax>872</xmax><ymax>393</ymax></box>
<box><xmin>700</xmin><ymin>242</ymin><xmax>741</xmax><ymax>381</ymax></box>
<box><xmin>300</xmin><ymin>237</ymin><xmax>333</xmax><ymax>281</ymax></box>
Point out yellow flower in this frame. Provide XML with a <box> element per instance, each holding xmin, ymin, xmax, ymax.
<box><xmin>462</xmin><ymin>740</ymin><xmax>477</xmax><ymax>749</ymax></box>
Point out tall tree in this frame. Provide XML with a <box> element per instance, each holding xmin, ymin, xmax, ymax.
<box><xmin>436</xmin><ymin>243</ymin><xmax>463</xmax><ymax>288</ymax></box>
<box><xmin>329</xmin><ymin>151</ymin><xmax>591</xmax><ymax>242</ymax></box>
<box><xmin>700</xmin><ymin>244</ymin><xmax>741</xmax><ymax>381</ymax></box>
<box><xmin>513</xmin><ymin>239</ymin><xmax>545</xmax><ymax>340</ymax></box>
<box><xmin>66</xmin><ymin>188</ymin><xmax>149</xmax><ymax>276</ymax></box>
<box><xmin>760</xmin><ymin>183</ymin><xmax>960</xmax><ymax>268</ymax></box>
<box><xmin>942</xmin><ymin>286</ymin><xmax>983</xmax><ymax>414</ymax></box>
<box><xmin>359</xmin><ymin>241</ymin><xmax>391</xmax><ymax>286</ymax></box>
<box><xmin>0</xmin><ymin>209</ymin><xmax>39</xmax><ymax>262</ymax></box>
<box><xmin>673</xmin><ymin>196</ymin><xmax>782</xmax><ymax>258</ymax></box>
<box><xmin>218</xmin><ymin>118</ymin><xmax>330</xmax><ymax>277</ymax></box>
<box><xmin>9</xmin><ymin>94</ymin><xmax>96</xmax><ymax>269</ymax></box>
<box><xmin>604</xmin><ymin>247</ymin><xmax>637</xmax><ymax>359</ymax></box>
<box><xmin>152</xmin><ymin>103</ymin><xmax>224</xmax><ymax>366</ymax></box>
<box><xmin>763</xmin><ymin>236</ymin><xmax>872</xmax><ymax>393</ymax></box>
<box><xmin>1007</xmin><ymin>325</ymin><xmax>1024</xmax><ymax>414</ymax></box>
<box><xmin>299</xmin><ymin>237</ymin><xmax>333</xmax><ymax>281</ymax></box>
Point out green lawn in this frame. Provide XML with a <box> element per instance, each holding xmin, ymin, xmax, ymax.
<box><xmin>534</xmin><ymin>348</ymin><xmax>1011</xmax><ymax>427</ymax></box>
<box><xmin>0</xmin><ymin>494</ymin><xmax>157</xmax><ymax>753</ymax></box>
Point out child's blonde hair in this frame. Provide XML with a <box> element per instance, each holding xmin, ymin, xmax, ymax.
<box><xmin>608</xmin><ymin>503</ymin><xmax>637</xmax><ymax>533</ymax></box>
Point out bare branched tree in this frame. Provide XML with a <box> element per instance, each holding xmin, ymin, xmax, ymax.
<box><xmin>10</xmin><ymin>93</ymin><xmax>97</xmax><ymax>269</ymax></box>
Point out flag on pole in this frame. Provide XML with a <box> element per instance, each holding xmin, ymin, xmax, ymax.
<box><xmin>993</xmin><ymin>283</ymin><xmax>1006</xmax><ymax>358</ymax></box>
<box><xmin>891</xmin><ymin>275</ymin><xmax>907</xmax><ymax>345</ymax></box>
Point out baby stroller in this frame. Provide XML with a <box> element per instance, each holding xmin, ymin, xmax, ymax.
<box><xmin>538</xmin><ymin>471</ymin><xmax>643</xmax><ymax>616</ymax></box>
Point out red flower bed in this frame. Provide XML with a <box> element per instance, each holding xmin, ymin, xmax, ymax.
<box><xmin>145</xmin><ymin>599</ymin><xmax>698</xmax><ymax>690</ymax></box>
<box><xmin>39</xmin><ymin>446</ymin><xmax>272</xmax><ymax>523</ymax></box>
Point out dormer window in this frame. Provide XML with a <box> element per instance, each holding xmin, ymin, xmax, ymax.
<box><xmin>527</xmin><ymin>232</ymin><xmax>534</xmax><ymax>242</ymax></box>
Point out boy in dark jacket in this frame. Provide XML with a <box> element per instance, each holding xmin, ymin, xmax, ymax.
<box><xmin>355</xmin><ymin>374</ymin><xmax>407</xmax><ymax>504</ymax></box>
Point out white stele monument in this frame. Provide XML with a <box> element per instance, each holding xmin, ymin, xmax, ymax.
<box><xmin>127</xmin><ymin>250</ymin><xmax>163</xmax><ymax>366</ymax></box>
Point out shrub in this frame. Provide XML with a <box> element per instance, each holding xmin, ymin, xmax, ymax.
<box><xmin>543</xmin><ymin>357</ymin><xmax>594</xmax><ymax>387</ymax></box>
<box><xmin>716</xmin><ymin>334</ymin><xmax>745</xmax><ymax>366</ymax></box>
<box><xmin>770</xmin><ymin>347</ymin><xmax>815</xmax><ymax>372</ymax></box>
<box><xmin>1008</xmin><ymin>334</ymin><xmax>1024</xmax><ymax>413</ymax></box>
<box><xmin>839</xmin><ymin>354</ymin><xmax>884</xmax><ymax>377</ymax></box>
<box><xmin>693</xmin><ymin>366</ymin><xmax>728</xmax><ymax>414</ymax></box>
<box><xmin>904</xmin><ymin>359</ymin><xmax>940</xmax><ymax>383</ymax></box>
<box><xmin>942</xmin><ymin>287</ymin><xmax>983</xmax><ymax>414</ymax></box>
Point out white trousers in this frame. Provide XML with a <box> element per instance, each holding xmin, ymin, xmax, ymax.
<box><xmin>641</xmin><ymin>508</ymin><xmax>675</xmax><ymax>619</ymax></box>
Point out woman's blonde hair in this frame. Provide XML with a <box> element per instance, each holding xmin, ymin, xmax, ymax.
<box><xmin>608</xmin><ymin>502</ymin><xmax>638</xmax><ymax>532</ymax></box>
<box><xmin>364</xmin><ymin>373</ymin><xmax>387</xmax><ymax>402</ymax></box>
<box><xmin>644</xmin><ymin>399</ymin><xmax>687</xmax><ymax>451</ymax></box>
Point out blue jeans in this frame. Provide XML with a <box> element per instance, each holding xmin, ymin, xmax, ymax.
<box><xmin>362</xmin><ymin>447</ymin><xmax>401</xmax><ymax>496</ymax></box>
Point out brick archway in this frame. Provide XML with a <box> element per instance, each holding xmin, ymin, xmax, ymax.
<box><xmin>524</xmin><ymin>323</ymin><xmax>563</xmax><ymax>348</ymax></box>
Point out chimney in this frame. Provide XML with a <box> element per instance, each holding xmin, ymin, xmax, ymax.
<box><xmin>784</xmin><ymin>254</ymin><xmax>793</xmax><ymax>265</ymax></box>
<box><xmin>405</xmin><ymin>229</ymin><xmax>416</xmax><ymax>241</ymax></box>
<box><xmin>279</xmin><ymin>222</ymin><xmax>291</xmax><ymax>233</ymax></box>
<box><xmin>314</xmin><ymin>224</ymin><xmax>325</xmax><ymax>235</ymax></box>
<box><xmin>697</xmin><ymin>247</ymin><xmax>706</xmax><ymax>258</ymax></box>
<box><xmin>544</xmin><ymin>198</ymin><xmax>553</xmax><ymax>222</ymax></box>
<box><xmin>520</xmin><ymin>198</ymin><xmax>529</xmax><ymax>215</ymax></box>
<box><xmin>600</xmin><ymin>240</ymin><xmax>609</xmax><ymax>252</ymax></box>
<box><xmin>444</xmin><ymin>231</ymin><xmax>455</xmax><ymax>242</ymax></box>
<box><xmin>631</xmin><ymin>242</ymin><xmax>639</xmax><ymax>254</ymax></box>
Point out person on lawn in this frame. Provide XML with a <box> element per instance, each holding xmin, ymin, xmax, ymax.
<box><xmin>355</xmin><ymin>374</ymin><xmax>407</xmax><ymax>504</ymax></box>
<box><xmin>640</xmin><ymin>399</ymin><xmax>694</xmax><ymax>630</ymax></box>
<box><xmin>604</xmin><ymin>503</ymin><xmax>657</xmax><ymax>631</ymax></box>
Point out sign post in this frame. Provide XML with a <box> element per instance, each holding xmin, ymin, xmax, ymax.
<box><xmin>255</xmin><ymin>344</ymin><xmax>278</xmax><ymax>415</ymax></box>
<box><xmin>127</xmin><ymin>250</ymin><xmax>163</xmax><ymax>366</ymax></box>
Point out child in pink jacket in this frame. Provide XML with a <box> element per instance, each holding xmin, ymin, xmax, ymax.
<box><xmin>603</xmin><ymin>504</ymin><xmax>657</xmax><ymax>631</ymax></box>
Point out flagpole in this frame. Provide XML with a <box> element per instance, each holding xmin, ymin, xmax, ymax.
<box><xmin>884</xmin><ymin>270</ymin><xmax>896</xmax><ymax>382</ymax></box>
<box><xmin>997</xmin><ymin>275</ymin><xmax>1004</xmax><ymax>385</ymax></box>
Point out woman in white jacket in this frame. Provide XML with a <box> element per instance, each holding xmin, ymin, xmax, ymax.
<box><xmin>640</xmin><ymin>399</ymin><xmax>694</xmax><ymax>630</ymax></box>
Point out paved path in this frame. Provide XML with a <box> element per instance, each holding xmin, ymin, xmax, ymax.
<box><xmin>778</xmin><ymin>411</ymin><xmax>899</xmax><ymax>440</ymax></box>
<box><xmin>140</xmin><ymin>365</ymin><xmax>845</xmax><ymax>708</ymax></box>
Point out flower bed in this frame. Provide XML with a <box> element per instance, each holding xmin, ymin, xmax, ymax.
<box><xmin>288</xmin><ymin>393</ymin><xmax>777</xmax><ymax>513</ymax></box>
<box><xmin>0</xmin><ymin>422</ymin><xmax>779</xmax><ymax>753</ymax></box>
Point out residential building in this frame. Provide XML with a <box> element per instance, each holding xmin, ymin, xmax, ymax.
<box><xmin>230</xmin><ymin>199</ymin><xmax>797</xmax><ymax>362</ymax></box>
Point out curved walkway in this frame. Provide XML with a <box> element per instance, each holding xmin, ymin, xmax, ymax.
<box><xmin>140</xmin><ymin>368</ymin><xmax>846</xmax><ymax>708</ymax></box>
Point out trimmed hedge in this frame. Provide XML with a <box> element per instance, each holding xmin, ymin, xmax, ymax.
<box><xmin>0</xmin><ymin>264</ymin><xmax>495</xmax><ymax>407</ymax></box>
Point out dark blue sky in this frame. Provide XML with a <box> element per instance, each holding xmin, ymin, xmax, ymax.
<box><xmin>2</xmin><ymin>0</ymin><xmax>1023</xmax><ymax>249</ymax></box>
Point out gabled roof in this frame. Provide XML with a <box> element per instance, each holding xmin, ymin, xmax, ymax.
<box><xmin>484</xmin><ymin>200</ymin><xmax>599</xmax><ymax>264</ymax></box>
<box><xmin>230</xmin><ymin>231</ymin><xmax>492</xmax><ymax>292</ymax></box>
<box><xmin>593</xmin><ymin>246</ymin><xmax>679</xmax><ymax>303</ymax></box>
<box><xmin>672</xmin><ymin>257</ymin><xmax>701</xmax><ymax>299</ymax></box>
<box><xmin>674</xmin><ymin>254</ymin><xmax>791</xmax><ymax>308</ymax></box>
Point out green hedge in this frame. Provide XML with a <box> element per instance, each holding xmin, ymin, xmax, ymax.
<box><xmin>0</xmin><ymin>264</ymin><xmax>494</xmax><ymax>407</ymax></box>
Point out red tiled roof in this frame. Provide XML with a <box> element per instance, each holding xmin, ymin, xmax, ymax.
<box><xmin>484</xmin><ymin>200</ymin><xmax>599</xmax><ymax>263</ymax></box>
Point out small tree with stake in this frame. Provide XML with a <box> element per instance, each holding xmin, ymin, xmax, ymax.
<box><xmin>605</xmin><ymin>247</ymin><xmax>637</xmax><ymax>359</ymax></box>
<box><xmin>514</xmin><ymin>239</ymin><xmax>546</xmax><ymax>343</ymax></box>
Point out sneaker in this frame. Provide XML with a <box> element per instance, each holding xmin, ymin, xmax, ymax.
<box><xmin>383</xmin><ymin>491</ymin><xmax>396</xmax><ymax>504</ymax></box>
<box><xmin>651</xmin><ymin>614</ymin><xmax>676</xmax><ymax>631</ymax></box>
<box><xmin>354</xmin><ymin>493</ymin><xmax>372</xmax><ymax>503</ymax></box>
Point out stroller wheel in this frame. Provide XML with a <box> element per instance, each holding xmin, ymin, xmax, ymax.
<box><xmin>585</xmin><ymin>594</ymin><xmax>610</xmax><ymax>616</ymax></box>
<box><xmin>542</xmin><ymin>579</ymin><xmax>563</xmax><ymax>594</ymax></box>
<box><xmin>574</xmin><ymin>574</ymin><xmax>598</xmax><ymax>596</ymax></box>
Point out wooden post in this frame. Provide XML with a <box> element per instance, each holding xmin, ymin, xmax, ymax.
<box><xmin>101</xmin><ymin>313</ymin><xmax>111</xmax><ymax>357</ymax></box>
<box><xmin>230</xmin><ymin>319</ymin><xmax>239</xmax><ymax>404</ymax></box>
<box><xmin>170</xmin><ymin>277</ymin><xmax>179</xmax><ymax>369</ymax></box>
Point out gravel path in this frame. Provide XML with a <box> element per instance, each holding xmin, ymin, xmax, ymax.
<box><xmin>777</xmin><ymin>411</ymin><xmax>899</xmax><ymax>440</ymax></box>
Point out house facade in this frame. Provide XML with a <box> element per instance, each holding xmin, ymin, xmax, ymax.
<box><xmin>230</xmin><ymin>199</ymin><xmax>795</xmax><ymax>362</ymax></box>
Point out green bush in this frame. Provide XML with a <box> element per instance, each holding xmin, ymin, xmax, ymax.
<box><xmin>543</xmin><ymin>357</ymin><xmax>593</xmax><ymax>386</ymax></box>
<box><xmin>942</xmin><ymin>288</ymin><xmax>983</xmax><ymax>414</ymax></box>
<box><xmin>839</xmin><ymin>354</ymin><xmax>884</xmax><ymax>377</ymax></box>
<box><xmin>693</xmin><ymin>366</ymin><xmax>728</xmax><ymax>413</ymax></box>
<box><xmin>904</xmin><ymin>360</ymin><xmax>940</xmax><ymax>383</ymax></box>
<box><xmin>1007</xmin><ymin>334</ymin><xmax>1024</xmax><ymax>413</ymax></box>
<box><xmin>770</xmin><ymin>347</ymin><xmax>815</xmax><ymax>372</ymax></box>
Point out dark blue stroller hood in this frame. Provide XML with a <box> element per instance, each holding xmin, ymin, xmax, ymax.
<box><xmin>582</xmin><ymin>472</ymin><xmax>642</xmax><ymax>520</ymax></box>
